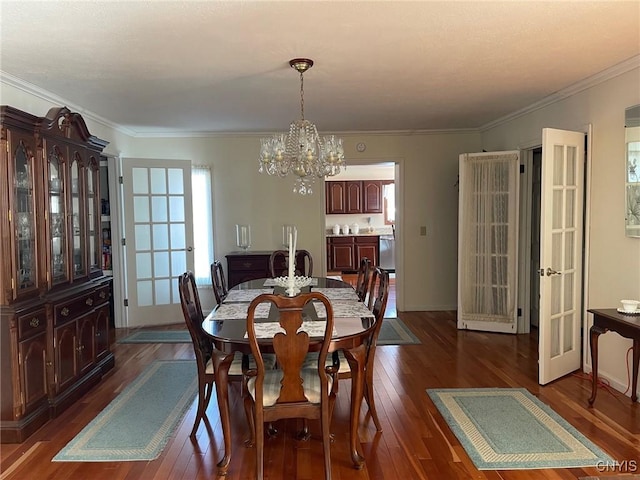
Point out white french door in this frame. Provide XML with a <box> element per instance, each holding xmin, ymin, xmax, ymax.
<box><xmin>538</xmin><ymin>128</ymin><xmax>585</xmax><ymax>385</ymax></box>
<box><xmin>457</xmin><ymin>151</ymin><xmax>520</xmax><ymax>333</ymax></box>
<box><xmin>122</xmin><ymin>158</ymin><xmax>194</xmax><ymax>327</ymax></box>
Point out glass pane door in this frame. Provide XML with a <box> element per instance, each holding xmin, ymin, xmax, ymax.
<box><xmin>49</xmin><ymin>148</ymin><xmax>68</xmax><ymax>285</ymax></box>
<box><xmin>87</xmin><ymin>159</ymin><xmax>101</xmax><ymax>273</ymax></box>
<box><xmin>13</xmin><ymin>142</ymin><xmax>37</xmax><ymax>294</ymax></box>
<box><xmin>70</xmin><ymin>155</ymin><xmax>86</xmax><ymax>278</ymax></box>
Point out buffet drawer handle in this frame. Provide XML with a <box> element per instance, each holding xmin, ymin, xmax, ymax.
<box><xmin>242</xmin><ymin>262</ymin><xmax>252</xmax><ymax>268</ymax></box>
<box><xmin>86</xmin><ymin>298</ymin><xmax>94</xmax><ymax>306</ymax></box>
<box><xmin>61</xmin><ymin>307</ymin><xmax>70</xmax><ymax>317</ymax></box>
<box><xmin>99</xmin><ymin>291</ymin><xmax>106</xmax><ymax>299</ymax></box>
<box><xmin>29</xmin><ymin>317</ymin><xmax>40</xmax><ymax>328</ymax></box>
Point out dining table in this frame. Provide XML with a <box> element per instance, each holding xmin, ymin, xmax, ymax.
<box><xmin>202</xmin><ymin>276</ymin><xmax>377</xmax><ymax>476</ymax></box>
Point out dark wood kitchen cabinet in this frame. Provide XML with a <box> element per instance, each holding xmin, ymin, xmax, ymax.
<box><xmin>327</xmin><ymin>235</ymin><xmax>379</xmax><ymax>272</ymax></box>
<box><xmin>325</xmin><ymin>180</ymin><xmax>382</xmax><ymax>214</ymax></box>
<box><xmin>0</xmin><ymin>106</ymin><xmax>114</xmax><ymax>443</ymax></box>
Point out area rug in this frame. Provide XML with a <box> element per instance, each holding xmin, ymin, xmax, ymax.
<box><xmin>117</xmin><ymin>329</ymin><xmax>190</xmax><ymax>344</ymax></box>
<box><xmin>117</xmin><ymin>317</ymin><xmax>420</xmax><ymax>345</ymax></box>
<box><xmin>378</xmin><ymin>317</ymin><xmax>420</xmax><ymax>345</ymax></box>
<box><xmin>53</xmin><ymin>360</ymin><xmax>197</xmax><ymax>462</ymax></box>
<box><xmin>427</xmin><ymin>388</ymin><xmax>614</xmax><ymax>470</ymax></box>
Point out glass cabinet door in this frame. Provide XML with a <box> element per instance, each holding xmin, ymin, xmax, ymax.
<box><xmin>87</xmin><ymin>158</ymin><xmax>101</xmax><ymax>273</ymax></box>
<box><xmin>49</xmin><ymin>148</ymin><xmax>69</xmax><ymax>285</ymax></box>
<box><xmin>13</xmin><ymin>142</ymin><xmax>37</xmax><ymax>295</ymax></box>
<box><xmin>70</xmin><ymin>154</ymin><xmax>87</xmax><ymax>278</ymax></box>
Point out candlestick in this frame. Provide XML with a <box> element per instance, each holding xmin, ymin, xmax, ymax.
<box><xmin>288</xmin><ymin>230</ymin><xmax>294</xmax><ymax>282</ymax></box>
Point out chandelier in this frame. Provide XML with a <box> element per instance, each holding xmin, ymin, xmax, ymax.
<box><xmin>258</xmin><ymin>58</ymin><xmax>345</xmax><ymax>195</ymax></box>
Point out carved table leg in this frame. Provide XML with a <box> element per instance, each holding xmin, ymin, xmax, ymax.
<box><xmin>588</xmin><ymin>325</ymin><xmax>606</xmax><ymax>405</ymax></box>
<box><xmin>344</xmin><ymin>344</ymin><xmax>367</xmax><ymax>469</ymax></box>
<box><xmin>212</xmin><ymin>350</ymin><xmax>235</xmax><ymax>476</ymax></box>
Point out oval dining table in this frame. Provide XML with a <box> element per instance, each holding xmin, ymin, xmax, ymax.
<box><xmin>202</xmin><ymin>276</ymin><xmax>377</xmax><ymax>476</ymax></box>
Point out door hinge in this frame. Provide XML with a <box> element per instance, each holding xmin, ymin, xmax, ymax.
<box><xmin>119</xmin><ymin>176</ymin><xmax>123</xmax><ymax>184</ymax></box>
<box><xmin>121</xmin><ymin>238</ymin><xmax>126</xmax><ymax>246</ymax></box>
<box><xmin>124</xmin><ymin>299</ymin><xmax>129</xmax><ymax>307</ymax></box>
<box><xmin>520</xmin><ymin>164</ymin><xmax>525</xmax><ymax>173</ymax></box>
<box><xmin>517</xmin><ymin>307</ymin><xmax>522</xmax><ymax>317</ymax></box>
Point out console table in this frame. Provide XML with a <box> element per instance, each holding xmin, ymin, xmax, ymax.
<box><xmin>587</xmin><ymin>308</ymin><xmax>640</xmax><ymax>405</ymax></box>
<box><xmin>225</xmin><ymin>250</ymin><xmax>309</xmax><ymax>288</ymax></box>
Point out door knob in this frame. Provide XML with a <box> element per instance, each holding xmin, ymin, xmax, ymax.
<box><xmin>545</xmin><ymin>267</ymin><xmax>561</xmax><ymax>276</ymax></box>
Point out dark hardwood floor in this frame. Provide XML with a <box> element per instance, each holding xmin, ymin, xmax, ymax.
<box><xmin>2</xmin><ymin>310</ymin><xmax>639</xmax><ymax>480</ymax></box>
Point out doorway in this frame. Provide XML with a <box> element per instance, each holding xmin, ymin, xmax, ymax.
<box><xmin>323</xmin><ymin>161</ymin><xmax>400</xmax><ymax>314</ymax></box>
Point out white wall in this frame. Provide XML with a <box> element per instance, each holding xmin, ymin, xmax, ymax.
<box><xmin>481</xmin><ymin>67</ymin><xmax>640</xmax><ymax>398</ymax></box>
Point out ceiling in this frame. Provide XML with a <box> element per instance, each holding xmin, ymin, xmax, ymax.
<box><xmin>1</xmin><ymin>1</ymin><xmax>639</xmax><ymax>136</ymax></box>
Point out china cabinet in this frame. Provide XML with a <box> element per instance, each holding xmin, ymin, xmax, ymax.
<box><xmin>0</xmin><ymin>106</ymin><xmax>113</xmax><ymax>443</ymax></box>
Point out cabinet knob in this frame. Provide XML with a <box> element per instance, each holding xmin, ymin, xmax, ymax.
<box><xmin>29</xmin><ymin>317</ymin><xmax>40</xmax><ymax>328</ymax></box>
<box><xmin>61</xmin><ymin>307</ymin><xmax>70</xmax><ymax>317</ymax></box>
<box><xmin>85</xmin><ymin>297</ymin><xmax>94</xmax><ymax>306</ymax></box>
<box><xmin>99</xmin><ymin>291</ymin><xmax>106</xmax><ymax>299</ymax></box>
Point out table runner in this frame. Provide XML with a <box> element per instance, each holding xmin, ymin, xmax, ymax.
<box><xmin>209</xmin><ymin>302</ymin><xmax>271</xmax><ymax>320</ymax></box>
<box><xmin>314</xmin><ymin>300</ymin><xmax>374</xmax><ymax>319</ymax></box>
<box><xmin>224</xmin><ymin>289</ymin><xmax>274</xmax><ymax>303</ymax></box>
<box><xmin>245</xmin><ymin>320</ymin><xmax>337</xmax><ymax>338</ymax></box>
<box><xmin>312</xmin><ymin>287</ymin><xmax>360</xmax><ymax>301</ymax></box>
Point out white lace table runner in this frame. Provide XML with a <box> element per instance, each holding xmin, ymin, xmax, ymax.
<box><xmin>313</xmin><ymin>300</ymin><xmax>375</xmax><ymax>319</ymax></box>
<box><xmin>312</xmin><ymin>287</ymin><xmax>359</xmax><ymax>301</ymax></box>
<box><xmin>245</xmin><ymin>321</ymin><xmax>337</xmax><ymax>338</ymax></box>
<box><xmin>209</xmin><ymin>302</ymin><xmax>271</xmax><ymax>320</ymax></box>
<box><xmin>224</xmin><ymin>289</ymin><xmax>273</xmax><ymax>303</ymax></box>
<box><xmin>263</xmin><ymin>278</ymin><xmax>318</xmax><ymax>286</ymax></box>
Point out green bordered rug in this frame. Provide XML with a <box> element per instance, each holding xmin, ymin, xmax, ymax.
<box><xmin>53</xmin><ymin>360</ymin><xmax>197</xmax><ymax>462</ymax></box>
<box><xmin>427</xmin><ymin>388</ymin><xmax>614</xmax><ymax>470</ymax></box>
<box><xmin>117</xmin><ymin>317</ymin><xmax>420</xmax><ymax>345</ymax></box>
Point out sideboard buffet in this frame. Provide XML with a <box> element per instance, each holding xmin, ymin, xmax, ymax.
<box><xmin>0</xmin><ymin>106</ymin><xmax>114</xmax><ymax>443</ymax></box>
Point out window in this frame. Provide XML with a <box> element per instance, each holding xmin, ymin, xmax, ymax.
<box><xmin>383</xmin><ymin>181</ymin><xmax>395</xmax><ymax>225</ymax></box>
<box><xmin>192</xmin><ymin>166</ymin><xmax>214</xmax><ymax>285</ymax></box>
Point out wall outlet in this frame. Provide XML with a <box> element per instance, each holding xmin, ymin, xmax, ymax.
<box><xmin>420</xmin><ymin>226</ymin><xmax>427</xmax><ymax>236</ymax></box>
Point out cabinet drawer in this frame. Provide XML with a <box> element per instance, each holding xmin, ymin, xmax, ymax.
<box><xmin>54</xmin><ymin>292</ymin><xmax>95</xmax><ymax>324</ymax></box>
<box><xmin>94</xmin><ymin>284</ymin><xmax>110</xmax><ymax>306</ymax></box>
<box><xmin>18</xmin><ymin>309</ymin><xmax>47</xmax><ymax>340</ymax></box>
<box><xmin>227</xmin><ymin>258</ymin><xmax>267</xmax><ymax>271</ymax></box>
<box><xmin>355</xmin><ymin>236</ymin><xmax>379</xmax><ymax>244</ymax></box>
<box><xmin>329</xmin><ymin>236</ymin><xmax>354</xmax><ymax>244</ymax></box>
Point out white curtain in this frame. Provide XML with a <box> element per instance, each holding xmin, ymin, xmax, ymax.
<box><xmin>459</xmin><ymin>153</ymin><xmax>519</xmax><ymax>324</ymax></box>
<box><xmin>192</xmin><ymin>166</ymin><xmax>214</xmax><ymax>286</ymax></box>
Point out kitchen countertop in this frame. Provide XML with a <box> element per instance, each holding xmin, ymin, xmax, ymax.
<box><xmin>326</xmin><ymin>232</ymin><xmax>382</xmax><ymax>237</ymax></box>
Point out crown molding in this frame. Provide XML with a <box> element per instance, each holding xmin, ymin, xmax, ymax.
<box><xmin>480</xmin><ymin>55</ymin><xmax>640</xmax><ymax>132</ymax></box>
<box><xmin>0</xmin><ymin>70</ymin><xmax>138</xmax><ymax>136</ymax></box>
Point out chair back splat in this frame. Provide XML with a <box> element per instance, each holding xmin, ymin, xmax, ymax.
<box><xmin>210</xmin><ymin>261</ymin><xmax>228</xmax><ymax>306</ymax></box>
<box><xmin>269</xmin><ymin>249</ymin><xmax>313</xmax><ymax>278</ymax></box>
<box><xmin>244</xmin><ymin>292</ymin><xmax>336</xmax><ymax>480</ymax></box>
<box><xmin>355</xmin><ymin>257</ymin><xmax>372</xmax><ymax>302</ymax></box>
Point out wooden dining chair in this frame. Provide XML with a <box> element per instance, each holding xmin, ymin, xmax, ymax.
<box><xmin>243</xmin><ymin>292</ymin><xmax>338</xmax><ymax>480</ymax></box>
<box><xmin>178</xmin><ymin>271</ymin><xmax>246</xmax><ymax>437</ymax></box>
<box><xmin>210</xmin><ymin>260</ymin><xmax>228</xmax><ymax>305</ymax></box>
<box><xmin>269</xmin><ymin>249</ymin><xmax>313</xmax><ymax>278</ymax></box>
<box><xmin>355</xmin><ymin>257</ymin><xmax>372</xmax><ymax>302</ymax></box>
<box><xmin>322</xmin><ymin>267</ymin><xmax>389</xmax><ymax>432</ymax></box>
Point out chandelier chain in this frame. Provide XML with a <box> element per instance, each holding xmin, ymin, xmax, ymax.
<box><xmin>299</xmin><ymin>71</ymin><xmax>305</xmax><ymax>121</ymax></box>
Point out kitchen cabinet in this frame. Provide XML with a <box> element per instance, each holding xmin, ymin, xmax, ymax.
<box><xmin>325</xmin><ymin>180</ymin><xmax>382</xmax><ymax>214</ymax></box>
<box><xmin>327</xmin><ymin>235</ymin><xmax>379</xmax><ymax>272</ymax></box>
<box><xmin>0</xmin><ymin>106</ymin><xmax>114</xmax><ymax>443</ymax></box>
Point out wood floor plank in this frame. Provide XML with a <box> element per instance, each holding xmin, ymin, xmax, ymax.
<box><xmin>1</xmin><ymin>310</ymin><xmax>639</xmax><ymax>479</ymax></box>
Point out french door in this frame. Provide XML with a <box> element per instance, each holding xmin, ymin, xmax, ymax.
<box><xmin>122</xmin><ymin>158</ymin><xmax>194</xmax><ymax>327</ymax></box>
<box><xmin>457</xmin><ymin>151</ymin><xmax>520</xmax><ymax>333</ymax></box>
<box><xmin>538</xmin><ymin>128</ymin><xmax>585</xmax><ymax>385</ymax></box>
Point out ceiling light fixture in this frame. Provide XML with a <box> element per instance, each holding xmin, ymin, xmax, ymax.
<box><xmin>258</xmin><ymin>58</ymin><xmax>345</xmax><ymax>195</ymax></box>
